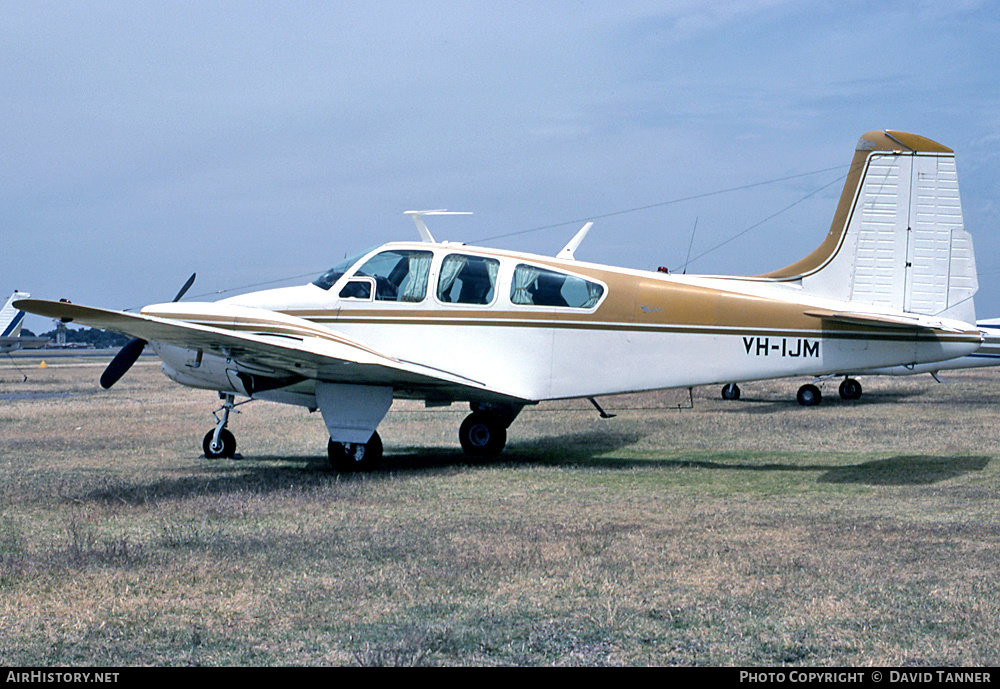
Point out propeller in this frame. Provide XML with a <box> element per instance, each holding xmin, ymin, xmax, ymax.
<box><xmin>100</xmin><ymin>273</ymin><xmax>195</xmax><ymax>390</ymax></box>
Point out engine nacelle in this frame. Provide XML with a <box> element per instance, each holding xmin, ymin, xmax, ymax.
<box><xmin>156</xmin><ymin>343</ymin><xmax>306</xmax><ymax>398</ymax></box>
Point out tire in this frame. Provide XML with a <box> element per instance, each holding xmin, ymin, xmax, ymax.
<box><xmin>459</xmin><ymin>413</ymin><xmax>507</xmax><ymax>457</ymax></box>
<box><xmin>328</xmin><ymin>431</ymin><xmax>383</xmax><ymax>472</ymax></box>
<box><xmin>203</xmin><ymin>428</ymin><xmax>236</xmax><ymax>459</ymax></box>
<box><xmin>721</xmin><ymin>383</ymin><xmax>741</xmax><ymax>400</ymax></box>
<box><xmin>796</xmin><ymin>384</ymin><xmax>822</xmax><ymax>407</ymax></box>
<box><xmin>839</xmin><ymin>377</ymin><xmax>862</xmax><ymax>400</ymax></box>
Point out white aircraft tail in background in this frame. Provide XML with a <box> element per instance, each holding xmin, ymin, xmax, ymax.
<box><xmin>1</xmin><ymin>291</ymin><xmax>49</xmax><ymax>353</ymax></box>
<box><xmin>1</xmin><ymin>291</ymin><xmax>28</xmax><ymax>339</ymax></box>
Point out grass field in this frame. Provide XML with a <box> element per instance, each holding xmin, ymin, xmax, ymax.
<box><xmin>1</xmin><ymin>355</ymin><xmax>998</xmax><ymax>666</ymax></box>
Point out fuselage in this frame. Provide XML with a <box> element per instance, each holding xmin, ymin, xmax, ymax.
<box><xmin>148</xmin><ymin>241</ymin><xmax>982</xmax><ymax>407</ymax></box>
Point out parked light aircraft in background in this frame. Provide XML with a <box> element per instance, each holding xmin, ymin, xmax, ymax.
<box><xmin>0</xmin><ymin>292</ymin><xmax>49</xmax><ymax>353</ymax></box>
<box><xmin>17</xmin><ymin>131</ymin><xmax>983</xmax><ymax>470</ymax></box>
<box><xmin>719</xmin><ymin>318</ymin><xmax>1000</xmax><ymax>405</ymax></box>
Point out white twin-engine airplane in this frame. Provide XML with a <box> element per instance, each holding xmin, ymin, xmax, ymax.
<box><xmin>17</xmin><ymin>131</ymin><xmax>983</xmax><ymax>471</ymax></box>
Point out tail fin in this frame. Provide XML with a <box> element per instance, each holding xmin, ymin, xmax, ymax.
<box><xmin>763</xmin><ymin>131</ymin><xmax>977</xmax><ymax>324</ymax></box>
<box><xmin>1</xmin><ymin>291</ymin><xmax>29</xmax><ymax>338</ymax></box>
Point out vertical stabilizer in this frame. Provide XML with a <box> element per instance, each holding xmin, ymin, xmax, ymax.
<box><xmin>762</xmin><ymin>131</ymin><xmax>977</xmax><ymax>324</ymax></box>
<box><xmin>1</xmin><ymin>291</ymin><xmax>29</xmax><ymax>337</ymax></box>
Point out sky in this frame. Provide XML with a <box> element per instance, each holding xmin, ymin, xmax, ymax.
<box><xmin>3</xmin><ymin>1</ymin><xmax>999</xmax><ymax>333</ymax></box>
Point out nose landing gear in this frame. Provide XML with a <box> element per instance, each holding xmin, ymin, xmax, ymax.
<box><xmin>203</xmin><ymin>393</ymin><xmax>241</xmax><ymax>459</ymax></box>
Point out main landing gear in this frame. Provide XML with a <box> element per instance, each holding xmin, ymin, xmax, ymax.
<box><xmin>201</xmin><ymin>393</ymin><xmax>522</xmax><ymax>471</ymax></box>
<box><xmin>459</xmin><ymin>402</ymin><xmax>522</xmax><ymax>458</ymax></box>
<box><xmin>796</xmin><ymin>376</ymin><xmax>862</xmax><ymax>406</ymax></box>
<box><xmin>328</xmin><ymin>431</ymin><xmax>383</xmax><ymax>472</ymax></box>
<box><xmin>796</xmin><ymin>383</ymin><xmax>822</xmax><ymax>406</ymax></box>
<box><xmin>721</xmin><ymin>376</ymin><xmax>863</xmax><ymax>406</ymax></box>
<box><xmin>838</xmin><ymin>376</ymin><xmax>863</xmax><ymax>400</ymax></box>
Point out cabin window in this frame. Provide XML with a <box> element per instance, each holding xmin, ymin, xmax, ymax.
<box><xmin>437</xmin><ymin>254</ymin><xmax>500</xmax><ymax>305</ymax></box>
<box><xmin>350</xmin><ymin>250</ymin><xmax>433</xmax><ymax>302</ymax></box>
<box><xmin>510</xmin><ymin>264</ymin><xmax>604</xmax><ymax>308</ymax></box>
<box><xmin>338</xmin><ymin>277</ymin><xmax>373</xmax><ymax>300</ymax></box>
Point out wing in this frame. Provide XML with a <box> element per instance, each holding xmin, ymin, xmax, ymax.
<box><xmin>14</xmin><ymin>298</ymin><xmax>525</xmax><ymax>403</ymax></box>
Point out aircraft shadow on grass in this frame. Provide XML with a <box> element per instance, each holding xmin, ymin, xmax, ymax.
<box><xmin>571</xmin><ymin>452</ymin><xmax>991</xmax><ymax>486</ymax></box>
<box><xmin>77</xmin><ymin>429</ymin><xmax>646</xmax><ymax>504</ymax></box>
<box><xmin>816</xmin><ymin>455</ymin><xmax>991</xmax><ymax>485</ymax></box>
<box><xmin>77</xmin><ymin>431</ymin><xmax>990</xmax><ymax>505</ymax></box>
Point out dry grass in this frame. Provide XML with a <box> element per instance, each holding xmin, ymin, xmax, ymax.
<box><xmin>1</xmin><ymin>356</ymin><xmax>998</xmax><ymax>666</ymax></box>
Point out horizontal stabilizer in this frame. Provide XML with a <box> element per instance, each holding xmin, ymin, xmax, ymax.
<box><xmin>803</xmin><ymin>308</ymin><xmax>971</xmax><ymax>333</ymax></box>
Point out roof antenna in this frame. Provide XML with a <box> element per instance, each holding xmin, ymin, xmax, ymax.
<box><xmin>557</xmin><ymin>221</ymin><xmax>594</xmax><ymax>260</ymax></box>
<box><xmin>404</xmin><ymin>210</ymin><xmax>472</xmax><ymax>243</ymax></box>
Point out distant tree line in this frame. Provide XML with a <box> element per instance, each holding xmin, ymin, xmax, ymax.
<box><xmin>22</xmin><ymin>326</ymin><xmax>131</xmax><ymax>349</ymax></box>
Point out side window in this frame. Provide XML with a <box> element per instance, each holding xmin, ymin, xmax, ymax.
<box><xmin>352</xmin><ymin>250</ymin><xmax>433</xmax><ymax>302</ymax></box>
<box><xmin>510</xmin><ymin>264</ymin><xmax>604</xmax><ymax>308</ymax></box>
<box><xmin>338</xmin><ymin>278</ymin><xmax>373</xmax><ymax>300</ymax></box>
<box><xmin>437</xmin><ymin>254</ymin><xmax>500</xmax><ymax>305</ymax></box>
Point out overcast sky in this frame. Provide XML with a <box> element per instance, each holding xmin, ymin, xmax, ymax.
<box><xmin>3</xmin><ymin>1</ymin><xmax>998</xmax><ymax>332</ymax></box>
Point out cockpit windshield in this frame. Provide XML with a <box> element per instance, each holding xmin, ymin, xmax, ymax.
<box><xmin>312</xmin><ymin>249</ymin><xmax>372</xmax><ymax>291</ymax></box>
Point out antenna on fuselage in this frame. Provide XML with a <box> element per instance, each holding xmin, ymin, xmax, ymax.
<box><xmin>404</xmin><ymin>210</ymin><xmax>472</xmax><ymax>243</ymax></box>
<box><xmin>556</xmin><ymin>221</ymin><xmax>594</xmax><ymax>260</ymax></box>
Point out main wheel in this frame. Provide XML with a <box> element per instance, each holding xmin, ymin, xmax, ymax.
<box><xmin>721</xmin><ymin>383</ymin><xmax>741</xmax><ymax>400</ymax></box>
<box><xmin>328</xmin><ymin>431</ymin><xmax>383</xmax><ymax>472</ymax></box>
<box><xmin>796</xmin><ymin>384</ymin><xmax>822</xmax><ymax>407</ymax></box>
<box><xmin>459</xmin><ymin>413</ymin><xmax>507</xmax><ymax>457</ymax></box>
<box><xmin>839</xmin><ymin>377</ymin><xmax>862</xmax><ymax>400</ymax></box>
<box><xmin>203</xmin><ymin>428</ymin><xmax>237</xmax><ymax>459</ymax></box>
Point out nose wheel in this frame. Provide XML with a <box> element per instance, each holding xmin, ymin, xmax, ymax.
<box><xmin>203</xmin><ymin>427</ymin><xmax>237</xmax><ymax>459</ymax></box>
<box><xmin>203</xmin><ymin>393</ymin><xmax>240</xmax><ymax>459</ymax></box>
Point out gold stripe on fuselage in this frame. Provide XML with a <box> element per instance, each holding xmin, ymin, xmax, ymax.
<box><xmin>158</xmin><ymin>308</ymin><xmax>975</xmax><ymax>347</ymax></box>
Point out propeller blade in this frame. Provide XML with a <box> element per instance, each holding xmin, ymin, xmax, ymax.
<box><xmin>172</xmin><ymin>273</ymin><xmax>196</xmax><ymax>302</ymax></box>
<box><xmin>101</xmin><ymin>274</ymin><xmax>191</xmax><ymax>389</ymax></box>
<box><xmin>100</xmin><ymin>337</ymin><xmax>147</xmax><ymax>389</ymax></box>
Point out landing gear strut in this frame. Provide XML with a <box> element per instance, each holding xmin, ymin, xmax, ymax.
<box><xmin>203</xmin><ymin>393</ymin><xmax>239</xmax><ymax>459</ymax></box>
